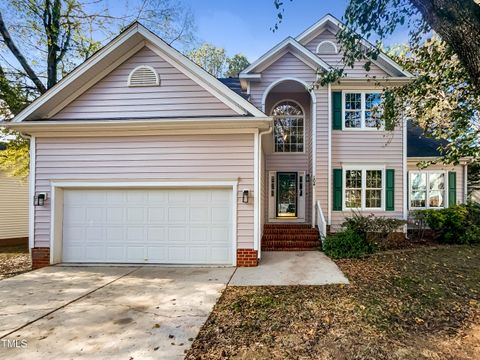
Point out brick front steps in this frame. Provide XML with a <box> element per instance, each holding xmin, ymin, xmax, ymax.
<box><xmin>261</xmin><ymin>224</ymin><xmax>321</xmax><ymax>251</ymax></box>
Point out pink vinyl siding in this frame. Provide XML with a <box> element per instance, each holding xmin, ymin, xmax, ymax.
<box><xmin>331</xmin><ymin>127</ymin><xmax>405</xmax><ymax>229</ymax></box>
<box><xmin>53</xmin><ymin>47</ymin><xmax>237</xmax><ymax>119</ymax></box>
<box><xmin>407</xmin><ymin>162</ymin><xmax>466</xmax><ymax>207</ymax></box>
<box><xmin>303</xmin><ymin>29</ymin><xmax>390</xmax><ymax>77</ymax></box>
<box><xmin>33</xmin><ymin>134</ymin><xmax>255</xmax><ymax>249</ymax></box>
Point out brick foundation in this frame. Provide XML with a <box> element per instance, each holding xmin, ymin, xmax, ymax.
<box><xmin>31</xmin><ymin>247</ymin><xmax>50</xmax><ymax>269</ymax></box>
<box><xmin>236</xmin><ymin>249</ymin><xmax>258</xmax><ymax>267</ymax></box>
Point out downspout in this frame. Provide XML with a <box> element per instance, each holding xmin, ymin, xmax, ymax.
<box><xmin>464</xmin><ymin>163</ymin><xmax>468</xmax><ymax>203</ymax></box>
<box><xmin>257</xmin><ymin>125</ymin><xmax>273</xmax><ymax>260</ymax></box>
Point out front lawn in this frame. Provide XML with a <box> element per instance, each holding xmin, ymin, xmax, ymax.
<box><xmin>187</xmin><ymin>245</ymin><xmax>480</xmax><ymax>359</ymax></box>
<box><xmin>0</xmin><ymin>245</ymin><xmax>31</xmax><ymax>280</ymax></box>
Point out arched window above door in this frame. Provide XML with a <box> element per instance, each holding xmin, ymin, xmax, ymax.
<box><xmin>271</xmin><ymin>100</ymin><xmax>305</xmax><ymax>153</ymax></box>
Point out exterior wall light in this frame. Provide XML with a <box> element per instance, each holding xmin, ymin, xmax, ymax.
<box><xmin>34</xmin><ymin>193</ymin><xmax>48</xmax><ymax>206</ymax></box>
<box><xmin>242</xmin><ymin>190</ymin><xmax>249</xmax><ymax>203</ymax></box>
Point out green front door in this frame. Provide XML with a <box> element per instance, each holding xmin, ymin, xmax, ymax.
<box><xmin>276</xmin><ymin>172</ymin><xmax>297</xmax><ymax>217</ymax></box>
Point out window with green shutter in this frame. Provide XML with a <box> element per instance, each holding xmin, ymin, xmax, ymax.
<box><xmin>448</xmin><ymin>171</ymin><xmax>457</xmax><ymax>207</ymax></box>
<box><xmin>385</xmin><ymin>169</ymin><xmax>395</xmax><ymax>211</ymax></box>
<box><xmin>333</xmin><ymin>169</ymin><xmax>343</xmax><ymax>210</ymax></box>
<box><xmin>332</xmin><ymin>91</ymin><xmax>342</xmax><ymax>130</ymax></box>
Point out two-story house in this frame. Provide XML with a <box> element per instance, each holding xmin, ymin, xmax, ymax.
<box><xmin>7</xmin><ymin>15</ymin><xmax>469</xmax><ymax>268</ymax></box>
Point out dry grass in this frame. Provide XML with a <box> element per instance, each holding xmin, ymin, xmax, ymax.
<box><xmin>187</xmin><ymin>245</ymin><xmax>480</xmax><ymax>359</ymax></box>
<box><xmin>0</xmin><ymin>245</ymin><xmax>31</xmax><ymax>280</ymax></box>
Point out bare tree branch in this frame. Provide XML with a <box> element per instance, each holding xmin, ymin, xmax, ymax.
<box><xmin>0</xmin><ymin>11</ymin><xmax>46</xmax><ymax>93</ymax></box>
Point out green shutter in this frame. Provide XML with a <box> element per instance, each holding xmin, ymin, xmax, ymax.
<box><xmin>333</xmin><ymin>169</ymin><xmax>343</xmax><ymax>211</ymax></box>
<box><xmin>448</xmin><ymin>171</ymin><xmax>457</xmax><ymax>207</ymax></box>
<box><xmin>332</xmin><ymin>91</ymin><xmax>342</xmax><ymax>130</ymax></box>
<box><xmin>385</xmin><ymin>169</ymin><xmax>395</xmax><ymax>211</ymax></box>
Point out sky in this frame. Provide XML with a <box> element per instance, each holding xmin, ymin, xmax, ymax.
<box><xmin>181</xmin><ymin>0</ymin><xmax>409</xmax><ymax>60</ymax></box>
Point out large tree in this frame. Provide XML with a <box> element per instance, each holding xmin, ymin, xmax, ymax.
<box><xmin>273</xmin><ymin>0</ymin><xmax>480</xmax><ymax>164</ymax></box>
<box><xmin>0</xmin><ymin>0</ymin><xmax>196</xmax><ymax>178</ymax></box>
<box><xmin>225</xmin><ymin>54</ymin><xmax>250</xmax><ymax>78</ymax></box>
<box><xmin>186</xmin><ymin>43</ymin><xmax>227</xmax><ymax>77</ymax></box>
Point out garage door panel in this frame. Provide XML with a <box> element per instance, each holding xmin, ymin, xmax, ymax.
<box><xmin>189</xmin><ymin>207</ymin><xmax>210</xmax><ymax>222</ymax></box>
<box><xmin>147</xmin><ymin>208</ymin><xmax>166</xmax><ymax>222</ymax></box>
<box><xmin>106</xmin><ymin>208</ymin><xmax>125</xmax><ymax>223</ymax></box>
<box><xmin>212</xmin><ymin>207</ymin><xmax>231</xmax><ymax>223</ymax></box>
<box><xmin>62</xmin><ymin>188</ymin><xmax>233</xmax><ymax>264</ymax></box>
<box><xmin>147</xmin><ymin>246</ymin><xmax>167</xmax><ymax>261</ymax></box>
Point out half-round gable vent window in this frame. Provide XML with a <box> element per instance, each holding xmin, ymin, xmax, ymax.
<box><xmin>128</xmin><ymin>65</ymin><xmax>159</xmax><ymax>87</ymax></box>
<box><xmin>316</xmin><ymin>40</ymin><xmax>338</xmax><ymax>55</ymax></box>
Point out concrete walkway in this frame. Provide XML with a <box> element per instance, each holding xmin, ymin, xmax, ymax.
<box><xmin>230</xmin><ymin>251</ymin><xmax>349</xmax><ymax>286</ymax></box>
<box><xmin>0</xmin><ymin>266</ymin><xmax>234</xmax><ymax>360</ymax></box>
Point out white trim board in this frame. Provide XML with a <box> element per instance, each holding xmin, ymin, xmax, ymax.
<box><xmin>28</xmin><ymin>136</ymin><xmax>35</xmax><ymax>251</ymax></box>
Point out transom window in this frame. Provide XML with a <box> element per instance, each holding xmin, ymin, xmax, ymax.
<box><xmin>343</xmin><ymin>91</ymin><xmax>383</xmax><ymax>129</ymax></box>
<box><xmin>272</xmin><ymin>101</ymin><xmax>304</xmax><ymax>153</ymax></box>
<box><xmin>345</xmin><ymin>168</ymin><xmax>384</xmax><ymax>210</ymax></box>
<box><xmin>410</xmin><ymin>172</ymin><xmax>446</xmax><ymax>209</ymax></box>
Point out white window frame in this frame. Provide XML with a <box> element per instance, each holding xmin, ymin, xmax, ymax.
<box><xmin>409</xmin><ymin>171</ymin><xmax>448</xmax><ymax>210</ymax></box>
<box><xmin>343</xmin><ymin>165</ymin><xmax>385</xmax><ymax>211</ymax></box>
<box><xmin>342</xmin><ymin>90</ymin><xmax>383</xmax><ymax>131</ymax></box>
<box><xmin>271</xmin><ymin>99</ymin><xmax>306</xmax><ymax>154</ymax></box>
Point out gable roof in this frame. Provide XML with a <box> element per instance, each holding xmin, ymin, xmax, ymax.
<box><xmin>296</xmin><ymin>14</ymin><xmax>413</xmax><ymax>78</ymax></box>
<box><xmin>240</xmin><ymin>37</ymin><xmax>331</xmax><ymax>77</ymax></box>
<box><xmin>12</xmin><ymin>22</ymin><xmax>266</xmax><ymax>123</ymax></box>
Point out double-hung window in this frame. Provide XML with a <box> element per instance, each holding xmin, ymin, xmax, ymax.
<box><xmin>410</xmin><ymin>172</ymin><xmax>446</xmax><ymax>209</ymax></box>
<box><xmin>343</xmin><ymin>91</ymin><xmax>382</xmax><ymax>129</ymax></box>
<box><xmin>344</xmin><ymin>168</ymin><xmax>384</xmax><ymax>210</ymax></box>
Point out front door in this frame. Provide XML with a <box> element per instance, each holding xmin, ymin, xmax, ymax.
<box><xmin>276</xmin><ymin>172</ymin><xmax>298</xmax><ymax>217</ymax></box>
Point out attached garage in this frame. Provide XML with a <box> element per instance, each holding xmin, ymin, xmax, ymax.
<box><xmin>59</xmin><ymin>187</ymin><xmax>235</xmax><ymax>265</ymax></box>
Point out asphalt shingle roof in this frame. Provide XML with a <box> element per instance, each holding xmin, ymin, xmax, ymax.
<box><xmin>217</xmin><ymin>77</ymin><xmax>249</xmax><ymax>100</ymax></box>
<box><xmin>407</xmin><ymin>122</ymin><xmax>447</xmax><ymax>157</ymax></box>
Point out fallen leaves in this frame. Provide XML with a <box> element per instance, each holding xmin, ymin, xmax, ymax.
<box><xmin>186</xmin><ymin>245</ymin><xmax>480</xmax><ymax>359</ymax></box>
<box><xmin>0</xmin><ymin>245</ymin><xmax>31</xmax><ymax>280</ymax></box>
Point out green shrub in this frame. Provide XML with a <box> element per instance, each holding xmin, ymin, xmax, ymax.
<box><xmin>417</xmin><ymin>203</ymin><xmax>480</xmax><ymax>244</ymax></box>
<box><xmin>342</xmin><ymin>211</ymin><xmax>406</xmax><ymax>245</ymax></box>
<box><xmin>323</xmin><ymin>229</ymin><xmax>375</xmax><ymax>259</ymax></box>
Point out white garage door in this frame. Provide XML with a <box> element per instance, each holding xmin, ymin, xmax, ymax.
<box><xmin>62</xmin><ymin>188</ymin><xmax>233</xmax><ymax>265</ymax></box>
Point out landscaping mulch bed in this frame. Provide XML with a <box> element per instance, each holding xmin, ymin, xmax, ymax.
<box><xmin>187</xmin><ymin>245</ymin><xmax>480</xmax><ymax>359</ymax></box>
<box><xmin>0</xmin><ymin>245</ymin><xmax>31</xmax><ymax>280</ymax></box>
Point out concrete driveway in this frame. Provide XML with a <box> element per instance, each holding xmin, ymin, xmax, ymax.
<box><xmin>0</xmin><ymin>266</ymin><xmax>234</xmax><ymax>359</ymax></box>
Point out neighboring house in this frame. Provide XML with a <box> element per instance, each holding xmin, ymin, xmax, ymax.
<box><xmin>4</xmin><ymin>14</ymin><xmax>470</xmax><ymax>269</ymax></box>
<box><xmin>0</xmin><ymin>143</ymin><xmax>29</xmax><ymax>245</ymax></box>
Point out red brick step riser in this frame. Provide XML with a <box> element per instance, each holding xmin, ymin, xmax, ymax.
<box><xmin>262</xmin><ymin>235</ymin><xmax>320</xmax><ymax>242</ymax></box>
<box><xmin>263</xmin><ymin>229</ymin><xmax>320</xmax><ymax>235</ymax></box>
<box><xmin>262</xmin><ymin>247</ymin><xmax>319</xmax><ymax>251</ymax></box>
<box><xmin>264</xmin><ymin>224</ymin><xmax>313</xmax><ymax>229</ymax></box>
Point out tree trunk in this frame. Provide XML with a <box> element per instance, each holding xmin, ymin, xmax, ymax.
<box><xmin>44</xmin><ymin>0</ymin><xmax>62</xmax><ymax>89</ymax></box>
<box><xmin>410</xmin><ymin>0</ymin><xmax>480</xmax><ymax>90</ymax></box>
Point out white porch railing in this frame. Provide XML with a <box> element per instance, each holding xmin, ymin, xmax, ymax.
<box><xmin>316</xmin><ymin>200</ymin><xmax>327</xmax><ymax>240</ymax></box>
